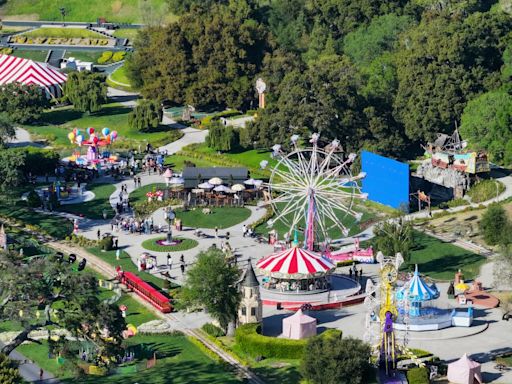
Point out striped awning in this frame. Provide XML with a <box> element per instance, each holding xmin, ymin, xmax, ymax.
<box><xmin>256</xmin><ymin>246</ymin><xmax>335</xmax><ymax>279</ymax></box>
<box><xmin>0</xmin><ymin>54</ymin><xmax>67</xmax><ymax>99</ymax></box>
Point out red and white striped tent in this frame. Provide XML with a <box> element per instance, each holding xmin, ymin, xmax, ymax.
<box><xmin>256</xmin><ymin>246</ymin><xmax>335</xmax><ymax>278</ymax></box>
<box><xmin>0</xmin><ymin>54</ymin><xmax>67</xmax><ymax>99</ymax></box>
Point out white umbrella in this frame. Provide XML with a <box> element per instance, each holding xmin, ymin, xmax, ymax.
<box><xmin>244</xmin><ymin>178</ymin><xmax>255</xmax><ymax>185</ymax></box>
<box><xmin>214</xmin><ymin>185</ymin><xmax>231</xmax><ymax>193</ymax></box>
<box><xmin>209</xmin><ymin>177</ymin><xmax>223</xmax><ymax>185</ymax></box>
<box><xmin>198</xmin><ymin>182</ymin><xmax>214</xmax><ymax>189</ymax></box>
<box><xmin>163</xmin><ymin>169</ymin><xmax>173</xmax><ymax>178</ymax></box>
<box><xmin>253</xmin><ymin>179</ymin><xmax>263</xmax><ymax>187</ymax></box>
<box><xmin>231</xmin><ymin>184</ymin><xmax>246</xmax><ymax>192</ymax></box>
<box><xmin>168</xmin><ymin>177</ymin><xmax>184</xmax><ymax>185</ymax></box>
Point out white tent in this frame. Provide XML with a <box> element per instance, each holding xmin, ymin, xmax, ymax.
<box><xmin>447</xmin><ymin>354</ymin><xmax>482</xmax><ymax>384</ymax></box>
<box><xmin>282</xmin><ymin>309</ymin><xmax>317</xmax><ymax>340</ymax></box>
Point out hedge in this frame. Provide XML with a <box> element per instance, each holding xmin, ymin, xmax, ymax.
<box><xmin>406</xmin><ymin>367</ymin><xmax>430</xmax><ymax>384</ymax></box>
<box><xmin>202</xmin><ymin>323</ymin><xmax>226</xmax><ymax>337</ymax></box>
<box><xmin>112</xmin><ymin>51</ymin><xmax>126</xmax><ymax>62</ymax></box>
<box><xmin>235</xmin><ymin>323</ymin><xmax>342</xmax><ymax>360</ymax></box>
<box><xmin>98</xmin><ymin>51</ymin><xmax>113</xmax><ymax>64</ymax></box>
<box><xmin>200</xmin><ymin>110</ymin><xmax>242</xmax><ymax>127</ymax></box>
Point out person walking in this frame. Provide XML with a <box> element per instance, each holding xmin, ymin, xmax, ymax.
<box><xmin>180</xmin><ymin>263</ymin><xmax>185</xmax><ymax>274</ymax></box>
<box><xmin>167</xmin><ymin>253</ymin><xmax>171</xmax><ymax>266</ymax></box>
<box><xmin>114</xmin><ymin>238</ymin><xmax>119</xmax><ymax>249</ymax></box>
<box><xmin>39</xmin><ymin>368</ymin><xmax>44</xmax><ymax>381</ymax></box>
<box><xmin>97</xmin><ymin>229</ymin><xmax>101</xmax><ymax>240</ymax></box>
<box><xmin>242</xmin><ymin>224</ymin><xmax>247</xmax><ymax>237</ymax></box>
<box><xmin>349</xmin><ymin>267</ymin><xmax>353</xmax><ymax>279</ymax></box>
<box><xmin>215</xmin><ymin>226</ymin><xmax>218</xmax><ymax>239</ymax></box>
<box><xmin>180</xmin><ymin>254</ymin><xmax>184</xmax><ymax>264</ymax></box>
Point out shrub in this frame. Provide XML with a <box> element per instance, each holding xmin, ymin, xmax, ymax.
<box><xmin>479</xmin><ymin>203</ymin><xmax>511</xmax><ymax>246</ymax></box>
<box><xmin>112</xmin><ymin>51</ymin><xmax>126</xmax><ymax>62</ymax></box>
<box><xmin>406</xmin><ymin>367</ymin><xmax>430</xmax><ymax>384</ymax></box>
<box><xmin>336</xmin><ymin>260</ymin><xmax>358</xmax><ymax>267</ymax></box>
<box><xmin>467</xmin><ymin>180</ymin><xmax>504</xmax><ymax>203</ymax></box>
<box><xmin>446</xmin><ymin>198</ymin><xmax>470</xmax><ymax>208</ymax></box>
<box><xmin>202</xmin><ymin>323</ymin><xmax>226</xmax><ymax>337</ymax></box>
<box><xmin>235</xmin><ymin>323</ymin><xmax>307</xmax><ymax>359</ymax></box>
<box><xmin>100</xmin><ymin>236</ymin><xmax>114</xmax><ymax>251</ymax></box>
<box><xmin>97</xmin><ymin>51</ymin><xmax>113</xmax><ymax>64</ymax></box>
<box><xmin>26</xmin><ymin>190</ymin><xmax>42</xmax><ymax>208</ymax></box>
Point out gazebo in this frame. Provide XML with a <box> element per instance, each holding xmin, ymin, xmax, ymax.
<box><xmin>282</xmin><ymin>309</ymin><xmax>317</xmax><ymax>339</ymax></box>
<box><xmin>447</xmin><ymin>354</ymin><xmax>482</xmax><ymax>384</ymax></box>
<box><xmin>256</xmin><ymin>245</ymin><xmax>335</xmax><ymax>293</ymax></box>
<box><xmin>396</xmin><ymin>265</ymin><xmax>439</xmax><ymax>316</ymax></box>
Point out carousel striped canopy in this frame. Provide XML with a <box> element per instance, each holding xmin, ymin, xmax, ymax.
<box><xmin>402</xmin><ymin>265</ymin><xmax>440</xmax><ymax>302</ymax></box>
<box><xmin>256</xmin><ymin>246</ymin><xmax>335</xmax><ymax>278</ymax></box>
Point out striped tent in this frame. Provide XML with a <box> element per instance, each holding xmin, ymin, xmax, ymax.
<box><xmin>256</xmin><ymin>246</ymin><xmax>335</xmax><ymax>279</ymax></box>
<box><xmin>399</xmin><ymin>264</ymin><xmax>439</xmax><ymax>302</ymax></box>
<box><xmin>0</xmin><ymin>54</ymin><xmax>67</xmax><ymax>99</ymax></box>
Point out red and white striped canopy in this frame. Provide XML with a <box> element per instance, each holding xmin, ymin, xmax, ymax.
<box><xmin>0</xmin><ymin>54</ymin><xmax>67</xmax><ymax>99</ymax></box>
<box><xmin>257</xmin><ymin>247</ymin><xmax>335</xmax><ymax>278</ymax></box>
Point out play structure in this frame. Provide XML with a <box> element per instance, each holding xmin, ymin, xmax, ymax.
<box><xmin>327</xmin><ymin>238</ymin><xmax>374</xmax><ymax>263</ymax></box>
<box><xmin>64</xmin><ymin>127</ymin><xmax>121</xmax><ymax>168</ymax></box>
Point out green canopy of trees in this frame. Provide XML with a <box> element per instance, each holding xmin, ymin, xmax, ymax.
<box><xmin>128</xmin><ymin>99</ymin><xmax>163</xmax><ymax>131</ymax></box>
<box><xmin>0</xmin><ymin>114</ymin><xmax>15</xmax><ymax>147</ymax></box>
<box><xmin>0</xmin><ymin>354</ymin><xmax>21</xmax><ymax>384</ymax></box>
<box><xmin>63</xmin><ymin>71</ymin><xmax>107</xmax><ymax>113</ymax></box>
<box><xmin>0</xmin><ymin>83</ymin><xmax>49</xmax><ymax>124</ymax></box>
<box><xmin>479</xmin><ymin>203</ymin><xmax>510</xmax><ymax>246</ymax></box>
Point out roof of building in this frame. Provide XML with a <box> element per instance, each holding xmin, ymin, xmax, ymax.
<box><xmin>241</xmin><ymin>262</ymin><xmax>259</xmax><ymax>287</ymax></box>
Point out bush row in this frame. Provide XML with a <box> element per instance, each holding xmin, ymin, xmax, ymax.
<box><xmin>406</xmin><ymin>367</ymin><xmax>430</xmax><ymax>384</ymax></box>
<box><xmin>247</xmin><ymin>207</ymin><xmax>272</xmax><ymax>230</ymax></box>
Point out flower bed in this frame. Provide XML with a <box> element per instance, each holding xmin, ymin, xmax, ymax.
<box><xmin>141</xmin><ymin>237</ymin><xmax>198</xmax><ymax>252</ymax></box>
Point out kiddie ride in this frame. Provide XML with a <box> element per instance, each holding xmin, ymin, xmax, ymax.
<box><xmin>325</xmin><ymin>238</ymin><xmax>375</xmax><ymax>264</ymax></box>
<box><xmin>64</xmin><ymin>127</ymin><xmax>120</xmax><ymax>168</ymax></box>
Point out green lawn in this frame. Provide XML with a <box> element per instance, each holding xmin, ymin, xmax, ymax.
<box><xmin>252</xmin><ymin>358</ymin><xmax>301</xmax><ymax>384</ymax></box>
<box><xmin>85</xmin><ymin>247</ymin><xmax>173</xmax><ymax>291</ymax></box>
<box><xmin>176</xmin><ymin>207</ymin><xmax>252</xmax><ymax>229</ymax></box>
<box><xmin>25</xmin><ymin>103</ymin><xmax>184</xmax><ymax>148</ymax></box>
<box><xmin>116</xmin><ymin>294</ymin><xmax>159</xmax><ymax>326</ymax></box>
<box><xmin>10</xmin><ymin>49</ymin><xmax>48</xmax><ymax>61</ymax></box>
<box><xmin>0</xmin><ymin>0</ymin><xmax>177</xmax><ymax>24</ymax></box>
<box><xmin>59</xmin><ymin>183</ymin><xmax>115</xmax><ymax>220</ymax></box>
<box><xmin>113</xmin><ymin>28</ymin><xmax>139</xmax><ymax>41</ymax></box>
<box><xmin>64</xmin><ymin>50</ymin><xmax>102</xmax><ymax>63</ymax></box>
<box><xmin>17</xmin><ymin>334</ymin><xmax>241</xmax><ymax>383</ymax></box>
<box><xmin>109</xmin><ymin>65</ymin><xmax>131</xmax><ymax>87</ymax></box>
<box><xmin>141</xmin><ymin>237</ymin><xmax>199</xmax><ymax>252</ymax></box>
<box><xmin>403</xmin><ymin>231</ymin><xmax>487</xmax><ymax>281</ymax></box>
<box><xmin>164</xmin><ymin>154</ymin><xmax>217</xmax><ymax>170</ymax></box>
<box><xmin>22</xmin><ymin>27</ymin><xmax>105</xmax><ymax>39</ymax></box>
<box><xmin>129</xmin><ymin>183</ymin><xmax>167</xmax><ymax>205</ymax></box>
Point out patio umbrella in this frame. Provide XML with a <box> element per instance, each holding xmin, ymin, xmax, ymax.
<box><xmin>244</xmin><ymin>178</ymin><xmax>256</xmax><ymax>185</ymax></box>
<box><xmin>198</xmin><ymin>182</ymin><xmax>214</xmax><ymax>189</ymax></box>
<box><xmin>209</xmin><ymin>177</ymin><xmax>223</xmax><ymax>185</ymax></box>
<box><xmin>253</xmin><ymin>179</ymin><xmax>263</xmax><ymax>187</ymax></box>
<box><xmin>168</xmin><ymin>177</ymin><xmax>185</xmax><ymax>185</ymax></box>
<box><xmin>455</xmin><ymin>282</ymin><xmax>469</xmax><ymax>292</ymax></box>
<box><xmin>231</xmin><ymin>184</ymin><xmax>246</xmax><ymax>192</ymax></box>
<box><xmin>214</xmin><ymin>185</ymin><xmax>231</xmax><ymax>193</ymax></box>
<box><xmin>163</xmin><ymin>169</ymin><xmax>173</xmax><ymax>178</ymax></box>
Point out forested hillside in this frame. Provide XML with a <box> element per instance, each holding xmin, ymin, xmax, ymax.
<box><xmin>134</xmin><ymin>1</ymin><xmax>512</xmax><ymax>161</ymax></box>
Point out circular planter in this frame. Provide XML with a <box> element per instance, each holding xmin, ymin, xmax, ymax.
<box><xmin>141</xmin><ymin>237</ymin><xmax>198</xmax><ymax>252</ymax></box>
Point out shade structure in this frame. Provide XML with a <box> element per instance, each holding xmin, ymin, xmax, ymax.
<box><xmin>456</xmin><ymin>282</ymin><xmax>470</xmax><ymax>291</ymax></box>
<box><xmin>0</xmin><ymin>54</ymin><xmax>67</xmax><ymax>99</ymax></box>
<box><xmin>163</xmin><ymin>169</ymin><xmax>173</xmax><ymax>178</ymax></box>
<box><xmin>447</xmin><ymin>354</ymin><xmax>482</xmax><ymax>384</ymax></box>
<box><xmin>208</xmin><ymin>177</ymin><xmax>223</xmax><ymax>185</ymax></box>
<box><xmin>231</xmin><ymin>183</ymin><xmax>246</xmax><ymax>192</ymax></box>
<box><xmin>397</xmin><ymin>265</ymin><xmax>439</xmax><ymax>302</ymax></box>
<box><xmin>282</xmin><ymin>309</ymin><xmax>317</xmax><ymax>339</ymax></box>
<box><xmin>198</xmin><ymin>182</ymin><xmax>214</xmax><ymax>189</ymax></box>
<box><xmin>257</xmin><ymin>246</ymin><xmax>335</xmax><ymax>279</ymax></box>
<box><xmin>213</xmin><ymin>185</ymin><xmax>231</xmax><ymax>193</ymax></box>
<box><xmin>168</xmin><ymin>177</ymin><xmax>185</xmax><ymax>185</ymax></box>
<box><xmin>244</xmin><ymin>178</ymin><xmax>256</xmax><ymax>185</ymax></box>
<box><xmin>253</xmin><ymin>179</ymin><xmax>263</xmax><ymax>187</ymax></box>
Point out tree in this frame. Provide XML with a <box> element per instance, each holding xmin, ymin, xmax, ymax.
<box><xmin>0</xmin><ymin>354</ymin><xmax>21</xmax><ymax>384</ymax></box>
<box><xmin>128</xmin><ymin>99</ymin><xmax>163</xmax><ymax>131</ymax></box>
<box><xmin>0</xmin><ymin>149</ymin><xmax>26</xmax><ymax>191</ymax></box>
<box><xmin>0</xmin><ymin>83</ymin><xmax>49</xmax><ymax>124</ymax></box>
<box><xmin>181</xmin><ymin>248</ymin><xmax>241</xmax><ymax>332</ymax></box>
<box><xmin>372</xmin><ymin>218</ymin><xmax>413</xmax><ymax>262</ymax></box>
<box><xmin>206</xmin><ymin>121</ymin><xmax>237</xmax><ymax>152</ymax></box>
<box><xmin>63</xmin><ymin>71</ymin><xmax>107</xmax><ymax>113</ymax></box>
<box><xmin>0</xmin><ymin>113</ymin><xmax>15</xmax><ymax>147</ymax></box>
<box><xmin>301</xmin><ymin>336</ymin><xmax>372</xmax><ymax>384</ymax></box>
<box><xmin>460</xmin><ymin>91</ymin><xmax>512</xmax><ymax>165</ymax></box>
<box><xmin>129</xmin><ymin>4</ymin><xmax>269</xmax><ymax>109</ymax></box>
<box><xmin>0</xmin><ymin>251</ymin><xmax>125</xmax><ymax>357</ymax></box>
<box><xmin>493</xmin><ymin>244</ymin><xmax>512</xmax><ymax>290</ymax></box>
<box><xmin>479</xmin><ymin>203</ymin><xmax>510</xmax><ymax>246</ymax></box>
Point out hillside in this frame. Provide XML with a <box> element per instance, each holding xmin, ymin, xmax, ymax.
<box><xmin>0</xmin><ymin>0</ymin><xmax>175</xmax><ymax>24</ymax></box>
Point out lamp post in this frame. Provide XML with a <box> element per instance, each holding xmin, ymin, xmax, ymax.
<box><xmin>165</xmin><ymin>207</ymin><xmax>175</xmax><ymax>244</ymax></box>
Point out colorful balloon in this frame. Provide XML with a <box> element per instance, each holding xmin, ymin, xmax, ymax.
<box><xmin>102</xmin><ymin>127</ymin><xmax>110</xmax><ymax>137</ymax></box>
<box><xmin>72</xmin><ymin>128</ymin><xmax>77</xmax><ymax>135</ymax></box>
<box><xmin>87</xmin><ymin>127</ymin><xmax>95</xmax><ymax>135</ymax></box>
<box><xmin>76</xmin><ymin>130</ymin><xmax>81</xmax><ymax>137</ymax></box>
<box><xmin>111</xmin><ymin>130</ymin><xmax>118</xmax><ymax>139</ymax></box>
<box><xmin>76</xmin><ymin>135</ymin><xmax>83</xmax><ymax>144</ymax></box>
<box><xmin>68</xmin><ymin>132</ymin><xmax>75</xmax><ymax>141</ymax></box>
<box><xmin>93</xmin><ymin>136</ymin><xmax>99</xmax><ymax>145</ymax></box>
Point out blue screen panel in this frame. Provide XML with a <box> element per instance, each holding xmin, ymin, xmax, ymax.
<box><xmin>361</xmin><ymin>151</ymin><xmax>409</xmax><ymax>210</ymax></box>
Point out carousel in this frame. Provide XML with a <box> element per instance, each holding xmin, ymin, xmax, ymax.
<box><xmin>256</xmin><ymin>242</ymin><xmax>335</xmax><ymax>294</ymax></box>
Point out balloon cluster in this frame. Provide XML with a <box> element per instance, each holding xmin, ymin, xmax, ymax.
<box><xmin>67</xmin><ymin>127</ymin><xmax>118</xmax><ymax>147</ymax></box>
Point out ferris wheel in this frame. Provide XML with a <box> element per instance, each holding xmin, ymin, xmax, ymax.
<box><xmin>262</xmin><ymin>133</ymin><xmax>368</xmax><ymax>249</ymax></box>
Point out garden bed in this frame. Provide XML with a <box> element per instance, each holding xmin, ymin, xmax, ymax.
<box><xmin>141</xmin><ymin>237</ymin><xmax>198</xmax><ymax>252</ymax></box>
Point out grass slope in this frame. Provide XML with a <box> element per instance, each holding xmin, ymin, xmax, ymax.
<box><xmin>25</xmin><ymin>103</ymin><xmax>183</xmax><ymax>148</ymax></box>
<box><xmin>22</xmin><ymin>27</ymin><xmax>104</xmax><ymax>39</ymax></box>
<box><xmin>10</xmin><ymin>49</ymin><xmax>48</xmax><ymax>61</ymax></box>
<box><xmin>109</xmin><ymin>65</ymin><xmax>131</xmax><ymax>87</ymax></box>
<box><xmin>59</xmin><ymin>183</ymin><xmax>115</xmax><ymax>219</ymax></box>
<box><xmin>0</xmin><ymin>0</ymin><xmax>176</xmax><ymax>24</ymax></box>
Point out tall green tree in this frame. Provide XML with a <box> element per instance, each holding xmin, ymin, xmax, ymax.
<box><xmin>372</xmin><ymin>218</ymin><xmax>413</xmax><ymax>262</ymax></box>
<box><xmin>301</xmin><ymin>336</ymin><xmax>372</xmax><ymax>384</ymax></box>
<box><xmin>181</xmin><ymin>248</ymin><xmax>241</xmax><ymax>332</ymax></box>
<box><xmin>0</xmin><ymin>113</ymin><xmax>15</xmax><ymax>147</ymax></box>
<box><xmin>0</xmin><ymin>83</ymin><xmax>49</xmax><ymax>124</ymax></box>
<box><xmin>206</xmin><ymin>121</ymin><xmax>237</xmax><ymax>152</ymax></box>
<box><xmin>479</xmin><ymin>203</ymin><xmax>510</xmax><ymax>246</ymax></box>
<box><xmin>128</xmin><ymin>4</ymin><xmax>269</xmax><ymax>109</ymax></box>
<box><xmin>0</xmin><ymin>251</ymin><xmax>125</xmax><ymax>356</ymax></box>
<box><xmin>460</xmin><ymin>91</ymin><xmax>512</xmax><ymax>165</ymax></box>
<box><xmin>0</xmin><ymin>354</ymin><xmax>21</xmax><ymax>384</ymax></box>
<box><xmin>63</xmin><ymin>71</ymin><xmax>107</xmax><ymax>113</ymax></box>
<box><xmin>0</xmin><ymin>149</ymin><xmax>25</xmax><ymax>191</ymax></box>
<box><xmin>128</xmin><ymin>99</ymin><xmax>163</xmax><ymax>131</ymax></box>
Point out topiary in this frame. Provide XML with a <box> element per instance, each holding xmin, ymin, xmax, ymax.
<box><xmin>406</xmin><ymin>367</ymin><xmax>430</xmax><ymax>384</ymax></box>
<box><xmin>26</xmin><ymin>190</ymin><xmax>42</xmax><ymax>208</ymax></box>
<box><xmin>100</xmin><ymin>236</ymin><xmax>114</xmax><ymax>251</ymax></box>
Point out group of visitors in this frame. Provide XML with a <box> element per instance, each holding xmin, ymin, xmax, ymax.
<box><xmin>111</xmin><ymin>216</ymin><xmax>166</xmax><ymax>235</ymax></box>
<box><xmin>262</xmin><ymin>277</ymin><xmax>330</xmax><ymax>292</ymax></box>
<box><xmin>349</xmin><ymin>266</ymin><xmax>364</xmax><ymax>281</ymax></box>
<box><xmin>241</xmin><ymin>224</ymin><xmax>254</xmax><ymax>238</ymax></box>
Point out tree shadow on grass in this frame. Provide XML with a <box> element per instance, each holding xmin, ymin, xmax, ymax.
<box><xmin>406</xmin><ymin>252</ymin><xmax>485</xmax><ymax>280</ymax></box>
<box><xmin>42</xmin><ymin>106</ymin><xmax>132</xmax><ymax>126</ymax></box>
